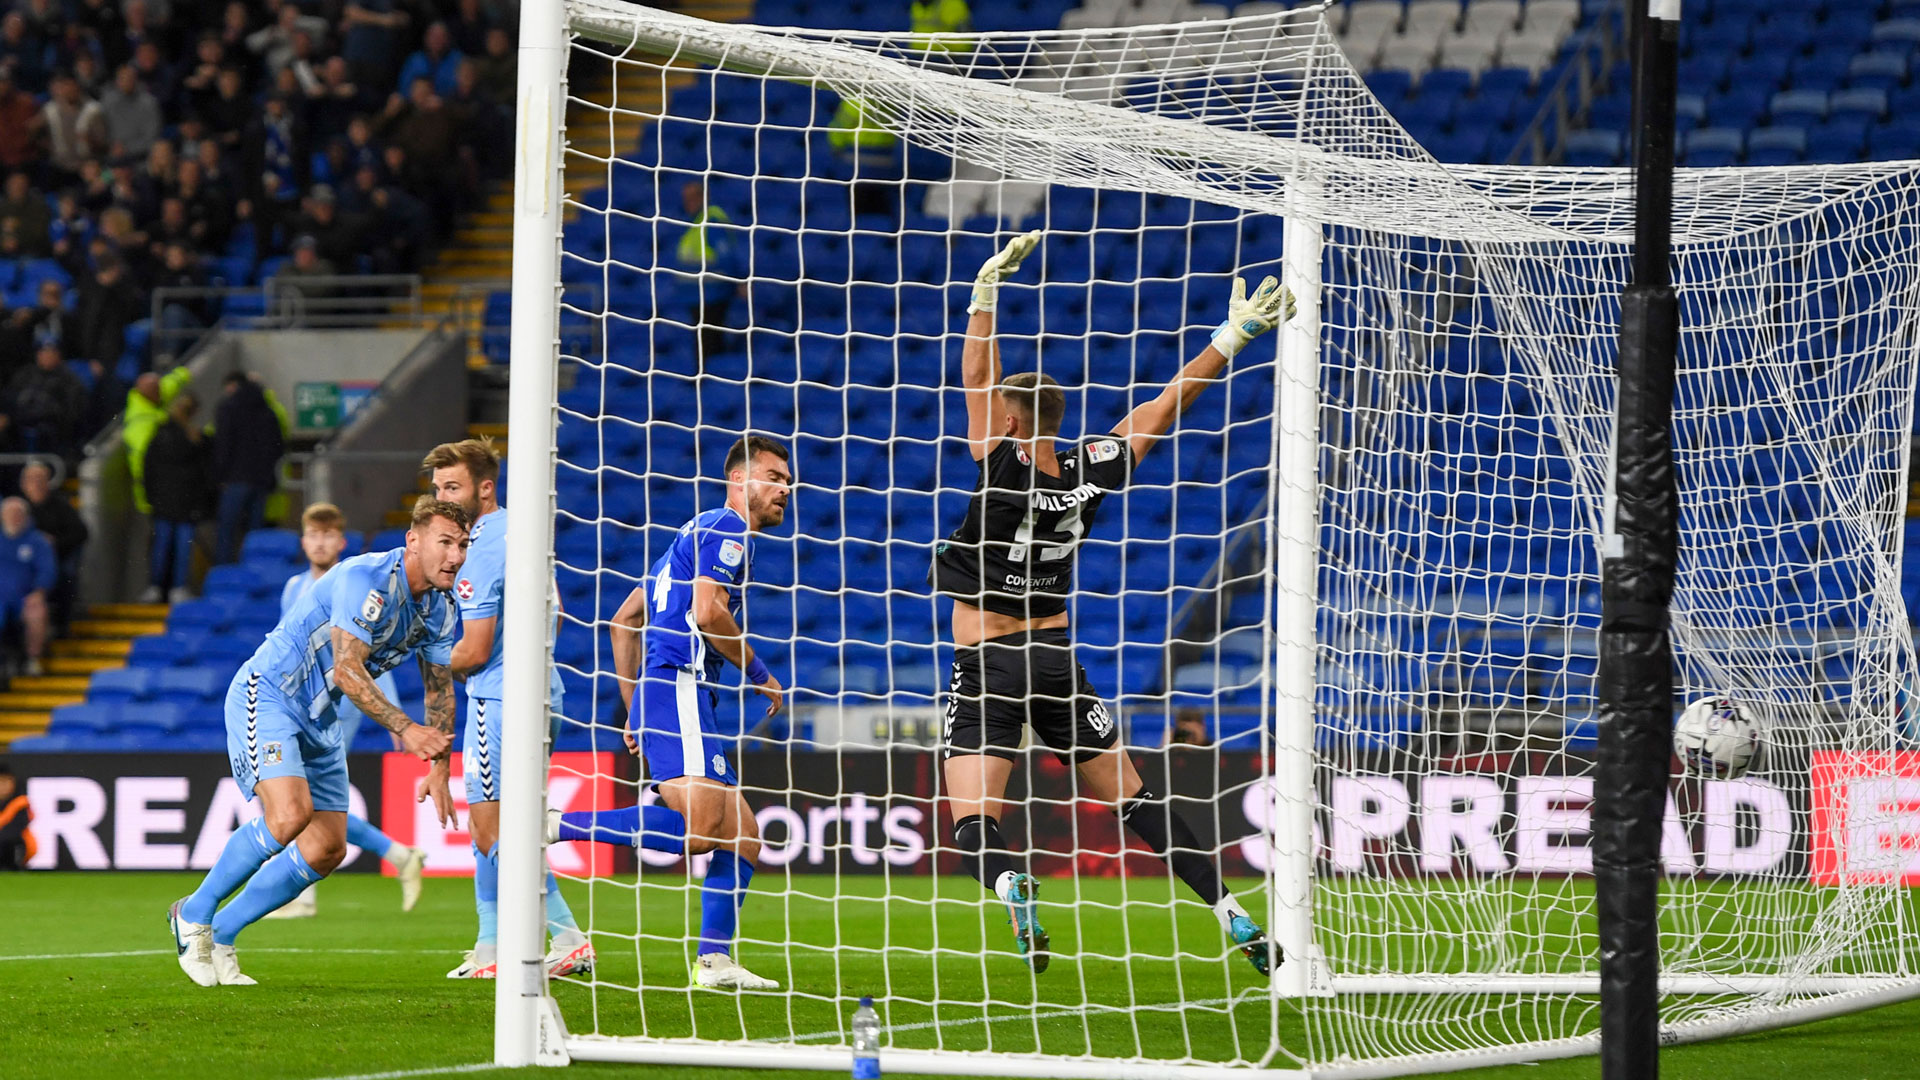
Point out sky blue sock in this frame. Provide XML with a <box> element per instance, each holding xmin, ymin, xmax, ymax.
<box><xmin>545</xmin><ymin>865</ymin><xmax>581</xmax><ymax>935</ymax></box>
<box><xmin>475</xmin><ymin>842</ymin><xmax>499</xmax><ymax>946</ymax></box>
<box><xmin>211</xmin><ymin>843</ymin><xmax>322</xmax><ymax>945</ymax></box>
<box><xmin>182</xmin><ymin>817</ymin><xmax>283</xmax><ymax>925</ymax></box>
<box><xmin>697</xmin><ymin>850</ymin><xmax>755</xmax><ymax>957</ymax></box>
<box><xmin>346</xmin><ymin>815</ymin><xmax>395</xmax><ymax>861</ymax></box>
<box><xmin>558</xmin><ymin>806</ymin><xmax>685</xmax><ymax>853</ymax></box>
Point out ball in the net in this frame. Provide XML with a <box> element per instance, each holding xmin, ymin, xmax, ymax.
<box><xmin>1673</xmin><ymin>695</ymin><xmax>1761</xmax><ymax>779</ymax></box>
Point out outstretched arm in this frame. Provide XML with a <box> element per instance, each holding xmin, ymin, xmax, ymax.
<box><xmin>1113</xmin><ymin>275</ymin><xmax>1294</xmax><ymax>462</ymax></box>
<box><xmin>332</xmin><ymin>628</ymin><xmax>451</xmax><ymax>760</ymax></box>
<box><xmin>963</xmin><ymin>230</ymin><xmax>1041</xmax><ymax>460</ymax></box>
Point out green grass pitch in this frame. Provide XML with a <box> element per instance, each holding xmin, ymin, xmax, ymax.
<box><xmin>4</xmin><ymin>871</ymin><xmax>1917</xmax><ymax>1079</ymax></box>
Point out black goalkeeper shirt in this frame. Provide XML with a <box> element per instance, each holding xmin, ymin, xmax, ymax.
<box><xmin>930</xmin><ymin>434</ymin><xmax>1133</xmax><ymax>618</ymax></box>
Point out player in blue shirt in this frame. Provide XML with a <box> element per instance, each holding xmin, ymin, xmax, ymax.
<box><xmin>168</xmin><ymin>498</ymin><xmax>468</xmax><ymax>987</ymax></box>
<box><xmin>549</xmin><ymin>436</ymin><xmax>789</xmax><ymax>991</ymax></box>
<box><xmin>424</xmin><ymin>439</ymin><xmax>592</xmax><ymax>981</ymax></box>
<box><xmin>262</xmin><ymin>502</ymin><xmax>427</xmax><ymax>919</ymax></box>
<box><xmin>0</xmin><ymin>498</ymin><xmax>55</xmax><ymax>677</ymax></box>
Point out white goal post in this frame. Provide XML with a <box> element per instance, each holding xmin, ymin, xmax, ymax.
<box><xmin>497</xmin><ymin>0</ymin><xmax>1920</xmax><ymax>1074</ymax></box>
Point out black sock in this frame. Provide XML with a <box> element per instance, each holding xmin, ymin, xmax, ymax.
<box><xmin>953</xmin><ymin>814</ymin><xmax>1016</xmax><ymax>894</ymax></box>
<box><xmin>1121</xmin><ymin>788</ymin><xmax>1226</xmax><ymax>906</ymax></box>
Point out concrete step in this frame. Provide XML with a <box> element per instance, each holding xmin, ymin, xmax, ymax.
<box><xmin>51</xmin><ymin>639</ymin><xmax>131</xmax><ymax>659</ymax></box>
<box><xmin>71</xmin><ymin>619</ymin><xmax>168</xmax><ymax>639</ymax></box>
<box><xmin>0</xmin><ymin>712</ymin><xmax>50</xmax><ymax>734</ymax></box>
<box><xmin>90</xmin><ymin>603</ymin><xmax>168</xmax><ymax>620</ymax></box>
<box><xmin>0</xmin><ymin>691</ymin><xmax>87</xmax><ymax>711</ymax></box>
<box><xmin>47</xmin><ymin>656</ymin><xmax>120</xmax><ymax>675</ymax></box>
<box><xmin>12</xmin><ymin>675</ymin><xmax>90</xmax><ymax>695</ymax></box>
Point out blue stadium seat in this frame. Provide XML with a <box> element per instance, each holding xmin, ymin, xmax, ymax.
<box><xmin>1681</xmin><ymin>127</ymin><xmax>1744</xmax><ymax>165</ymax></box>
<box><xmin>89</xmin><ymin>667</ymin><xmax>156</xmax><ymax>703</ymax></box>
<box><xmin>1561</xmin><ymin>128</ymin><xmax>1622</xmax><ymax>166</ymax></box>
<box><xmin>49</xmin><ymin>702</ymin><xmax>120</xmax><ymax>733</ymax></box>
<box><xmin>1768</xmin><ymin>89</ymin><xmax>1827</xmax><ymax>126</ymax></box>
<box><xmin>1848</xmin><ymin>51</ymin><xmax>1910</xmax><ymax>91</ymax></box>
<box><xmin>239</xmin><ymin>529</ymin><xmax>302</xmax><ymax>564</ymax></box>
<box><xmin>128</xmin><ymin>632</ymin><xmax>205</xmax><ymax>667</ymax></box>
<box><xmin>154</xmin><ymin>666</ymin><xmax>228</xmax><ymax>706</ymax></box>
<box><xmin>1746</xmin><ymin>126</ymin><xmax>1807</xmax><ymax>164</ymax></box>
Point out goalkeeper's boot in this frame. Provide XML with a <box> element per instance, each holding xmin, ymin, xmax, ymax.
<box><xmin>693</xmin><ymin>952</ymin><xmax>780</xmax><ymax>991</ymax></box>
<box><xmin>543</xmin><ymin>807</ymin><xmax>565</xmax><ymax>844</ymax></box>
<box><xmin>1004</xmin><ymin>873</ymin><xmax>1049</xmax><ymax>974</ymax></box>
<box><xmin>1228</xmin><ymin>914</ymin><xmax>1280</xmax><ymax>978</ymax></box>
<box><xmin>393</xmin><ymin>846</ymin><xmax>427</xmax><ymax>913</ymax></box>
<box><xmin>211</xmin><ymin>943</ymin><xmax>257</xmax><ymax>986</ymax></box>
<box><xmin>447</xmin><ymin>947</ymin><xmax>498</xmax><ymax>979</ymax></box>
<box><xmin>546</xmin><ymin>935</ymin><xmax>596</xmax><ymax>979</ymax></box>
<box><xmin>168</xmin><ymin>898</ymin><xmax>217</xmax><ymax>987</ymax></box>
<box><xmin>263</xmin><ymin>883</ymin><xmax>317</xmax><ymax>919</ymax></box>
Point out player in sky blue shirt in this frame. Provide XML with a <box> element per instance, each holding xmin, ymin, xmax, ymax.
<box><xmin>261</xmin><ymin>502</ymin><xmax>427</xmax><ymax>919</ymax></box>
<box><xmin>169</xmin><ymin>499</ymin><xmax>469</xmax><ymax>987</ymax></box>
<box><xmin>426</xmin><ymin>439</ymin><xmax>589</xmax><ymax>981</ymax></box>
<box><xmin>551</xmin><ymin>436</ymin><xmax>791</xmax><ymax>991</ymax></box>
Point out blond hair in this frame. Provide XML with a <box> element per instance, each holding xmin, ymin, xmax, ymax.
<box><xmin>420</xmin><ymin>436</ymin><xmax>500</xmax><ymax>486</ymax></box>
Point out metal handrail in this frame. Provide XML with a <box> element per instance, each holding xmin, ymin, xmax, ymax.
<box><xmin>150</xmin><ymin>274</ymin><xmax>427</xmax><ymax>366</ymax></box>
<box><xmin>1503</xmin><ymin>0</ymin><xmax>1630</xmax><ymax>165</ymax></box>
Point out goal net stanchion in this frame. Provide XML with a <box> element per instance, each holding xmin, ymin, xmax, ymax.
<box><xmin>500</xmin><ymin>0</ymin><xmax>1920</xmax><ymax>1075</ymax></box>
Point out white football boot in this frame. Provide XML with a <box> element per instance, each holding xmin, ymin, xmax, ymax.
<box><xmin>262</xmin><ymin>884</ymin><xmax>318</xmax><ymax>919</ymax></box>
<box><xmin>693</xmin><ymin>953</ymin><xmax>779</xmax><ymax>991</ymax></box>
<box><xmin>392</xmin><ymin>846</ymin><xmax>427</xmax><ymax>913</ymax></box>
<box><xmin>211</xmin><ymin>943</ymin><xmax>257</xmax><ymax>986</ymax></box>
<box><xmin>447</xmin><ymin>947</ymin><xmax>498</xmax><ymax>979</ymax></box>
<box><xmin>543</xmin><ymin>808</ymin><xmax>564</xmax><ymax>844</ymax></box>
<box><xmin>546</xmin><ymin>935</ymin><xmax>596</xmax><ymax>978</ymax></box>
<box><xmin>168</xmin><ymin>898</ymin><xmax>216</xmax><ymax>987</ymax></box>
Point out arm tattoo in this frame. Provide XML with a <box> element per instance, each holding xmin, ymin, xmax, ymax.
<box><xmin>331</xmin><ymin>628</ymin><xmax>415</xmax><ymax>736</ymax></box>
<box><xmin>421</xmin><ymin>657</ymin><xmax>455</xmax><ymax>737</ymax></box>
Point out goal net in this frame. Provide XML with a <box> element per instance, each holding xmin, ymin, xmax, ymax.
<box><xmin>497</xmin><ymin>1</ymin><xmax>1920</xmax><ymax>1075</ymax></box>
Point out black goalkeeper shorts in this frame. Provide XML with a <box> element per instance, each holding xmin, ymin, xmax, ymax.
<box><xmin>943</xmin><ymin>628</ymin><xmax>1119</xmax><ymax>763</ymax></box>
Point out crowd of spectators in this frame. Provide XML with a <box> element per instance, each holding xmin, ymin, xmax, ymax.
<box><xmin>0</xmin><ymin>0</ymin><xmax>520</xmax><ymax>460</ymax></box>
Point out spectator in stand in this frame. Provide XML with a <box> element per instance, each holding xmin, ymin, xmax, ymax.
<box><xmin>0</xmin><ymin>498</ymin><xmax>53</xmax><ymax>674</ymax></box>
<box><xmin>0</xmin><ymin>172</ymin><xmax>50</xmax><ymax>257</ymax></box>
<box><xmin>100</xmin><ymin>63</ymin><xmax>163</xmax><ymax>162</ymax></box>
<box><xmin>40</xmin><ymin>72</ymin><xmax>106</xmax><ymax>184</ymax></box>
<box><xmin>1</xmin><ymin>279</ymin><xmax>70</xmax><ymax>372</ymax></box>
<box><xmin>106</xmin><ymin>0</ymin><xmax>160</xmax><ymax>73</ymax></box>
<box><xmin>675</xmin><ymin>181</ymin><xmax>745</xmax><ymax>360</ymax></box>
<box><xmin>155</xmin><ymin>240</ymin><xmax>208</xmax><ymax>345</ymax></box>
<box><xmin>0</xmin><ymin>763</ymin><xmax>35</xmax><ymax>869</ymax></box>
<box><xmin>174</xmin><ymin>158</ymin><xmax>229</xmax><ymax>250</ymax></box>
<box><xmin>342</xmin><ymin>164</ymin><xmax>428</xmax><ymax>273</ymax></box>
<box><xmin>123</xmin><ymin>365</ymin><xmax>191</xmax><ymax>515</ymax></box>
<box><xmin>213</xmin><ymin>1</ymin><xmax>251</xmax><ymax>70</ymax></box>
<box><xmin>148</xmin><ymin>195</ymin><xmax>193</xmax><ymax>256</ymax></box>
<box><xmin>472</xmin><ymin>27</ymin><xmax>514</xmax><ymax>106</ymax></box>
<box><xmin>341</xmin><ymin>0</ymin><xmax>408</xmax><ymax>89</ymax></box>
<box><xmin>447</xmin><ymin>60</ymin><xmax>507</xmax><ymax>177</ymax></box>
<box><xmin>140</xmin><ymin>388</ymin><xmax>207</xmax><ymax>602</ymax></box>
<box><xmin>245</xmin><ymin>91</ymin><xmax>307</xmax><ymax>224</ymax></box>
<box><xmin>446</xmin><ymin>0</ymin><xmax>495</xmax><ymax>56</ymax></box>
<box><xmin>70</xmin><ymin>251</ymin><xmax>142</xmax><ymax>365</ymax></box>
<box><xmin>211</xmin><ymin>371</ymin><xmax>284</xmax><ymax>565</ymax></box>
<box><xmin>309</xmin><ymin>57</ymin><xmax>367</xmax><ymax>144</ymax></box>
<box><xmin>68</xmin><ymin>48</ymin><xmax>105</xmax><ymax>99</ymax></box>
<box><xmin>129</xmin><ymin>137</ymin><xmax>175</xmax><ymax>217</ymax></box>
<box><xmin>294</xmin><ymin>184</ymin><xmax>359</xmax><ymax>271</ymax></box>
<box><xmin>131</xmin><ymin>40</ymin><xmax>175</xmax><ymax>110</ymax></box>
<box><xmin>178</xmin><ymin>32</ymin><xmax>226</xmax><ymax>117</ymax></box>
<box><xmin>248</xmin><ymin>2</ymin><xmax>329</xmax><ymax>80</ymax></box>
<box><xmin>20</xmin><ymin>459</ymin><xmax>86</xmax><ymax>636</ymax></box>
<box><xmin>202</xmin><ymin>66</ymin><xmax>249</xmax><ymax>152</ymax></box>
<box><xmin>0</xmin><ymin>68</ymin><xmax>41</xmax><ymax>173</ymax></box>
<box><xmin>0</xmin><ymin>13</ymin><xmax>49</xmax><ymax>95</ymax></box>
<box><xmin>79</xmin><ymin>356</ymin><xmax>122</xmax><ymax>445</ymax></box>
<box><xmin>71</xmin><ymin>0</ymin><xmax>123</xmax><ymax>60</ymax></box>
<box><xmin>8</xmin><ymin>342</ymin><xmax>86</xmax><ymax>458</ymax></box>
<box><xmin>380</xmin><ymin>78</ymin><xmax>471</xmax><ymax>232</ymax></box>
<box><xmin>398</xmin><ymin>22</ymin><xmax>463</xmax><ymax>98</ymax></box>
<box><xmin>48</xmin><ymin>189</ymin><xmax>92</xmax><ymax>261</ymax></box>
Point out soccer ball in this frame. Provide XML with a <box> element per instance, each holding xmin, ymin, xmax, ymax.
<box><xmin>1673</xmin><ymin>696</ymin><xmax>1762</xmax><ymax>779</ymax></box>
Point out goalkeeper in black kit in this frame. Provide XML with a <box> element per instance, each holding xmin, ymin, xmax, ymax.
<box><xmin>929</xmin><ymin>229</ymin><xmax>1293</xmax><ymax>977</ymax></box>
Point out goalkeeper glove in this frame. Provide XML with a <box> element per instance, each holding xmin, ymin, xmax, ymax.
<box><xmin>968</xmin><ymin>229</ymin><xmax>1042</xmax><ymax>314</ymax></box>
<box><xmin>1209</xmin><ymin>275</ymin><xmax>1296</xmax><ymax>360</ymax></box>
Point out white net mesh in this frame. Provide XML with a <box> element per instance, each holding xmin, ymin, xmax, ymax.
<box><xmin>533</xmin><ymin>2</ymin><xmax>1920</xmax><ymax>1073</ymax></box>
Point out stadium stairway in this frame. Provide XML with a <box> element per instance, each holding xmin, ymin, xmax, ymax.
<box><xmin>416</xmin><ymin>0</ymin><xmax>754</xmax><ymax>369</ymax></box>
<box><xmin>0</xmin><ymin>603</ymin><xmax>166</xmax><ymax>749</ymax></box>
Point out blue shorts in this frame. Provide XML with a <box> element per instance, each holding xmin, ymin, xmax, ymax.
<box><xmin>634</xmin><ymin>665</ymin><xmax>736</xmax><ymax>787</ymax></box>
<box><xmin>462</xmin><ymin>677</ymin><xmax>565</xmax><ymax>805</ymax></box>
<box><xmin>225</xmin><ymin>668</ymin><xmax>350</xmax><ymax>813</ymax></box>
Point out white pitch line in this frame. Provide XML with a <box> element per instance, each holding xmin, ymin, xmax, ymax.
<box><xmin>782</xmin><ymin>993</ymin><xmax>1251</xmax><ymax>1043</ymax></box>
<box><xmin>0</xmin><ymin>947</ymin><xmax>452</xmax><ymax>962</ymax></box>
<box><xmin>303</xmin><ymin>1064</ymin><xmax>505</xmax><ymax>1080</ymax></box>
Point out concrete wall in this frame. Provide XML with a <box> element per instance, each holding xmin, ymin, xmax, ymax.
<box><xmin>229</xmin><ymin>329</ymin><xmax>427</xmax><ymax>439</ymax></box>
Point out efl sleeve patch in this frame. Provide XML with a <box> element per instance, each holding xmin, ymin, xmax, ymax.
<box><xmin>1086</xmin><ymin>439</ymin><xmax>1121</xmax><ymax>464</ymax></box>
<box><xmin>718</xmin><ymin>539</ymin><xmax>745</xmax><ymax>567</ymax></box>
<box><xmin>360</xmin><ymin>589</ymin><xmax>387</xmax><ymax>623</ymax></box>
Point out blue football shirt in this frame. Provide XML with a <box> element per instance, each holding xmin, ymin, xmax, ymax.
<box><xmin>644</xmin><ymin>506</ymin><xmax>749</xmax><ymax>679</ymax></box>
<box><xmin>247</xmin><ymin>547</ymin><xmax>457</xmax><ymax>731</ymax></box>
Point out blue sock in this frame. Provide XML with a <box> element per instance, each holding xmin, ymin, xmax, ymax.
<box><xmin>558</xmin><ymin>806</ymin><xmax>685</xmax><ymax>853</ymax></box>
<box><xmin>346</xmin><ymin>815</ymin><xmax>395</xmax><ymax>861</ymax></box>
<box><xmin>474</xmin><ymin>843</ymin><xmax>499</xmax><ymax>946</ymax></box>
<box><xmin>211</xmin><ymin>843</ymin><xmax>322</xmax><ymax>945</ymax></box>
<box><xmin>545</xmin><ymin>865</ymin><xmax>581</xmax><ymax>938</ymax></box>
<box><xmin>182</xmin><ymin>817</ymin><xmax>283</xmax><ymax>925</ymax></box>
<box><xmin>697</xmin><ymin>850</ymin><xmax>755</xmax><ymax>957</ymax></box>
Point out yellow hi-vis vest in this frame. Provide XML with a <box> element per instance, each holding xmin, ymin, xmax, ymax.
<box><xmin>676</xmin><ymin>205</ymin><xmax>732</xmax><ymax>266</ymax></box>
<box><xmin>828</xmin><ymin>98</ymin><xmax>898</xmax><ymax>152</ymax></box>
<box><xmin>910</xmin><ymin>0</ymin><xmax>973</xmax><ymax>51</ymax></box>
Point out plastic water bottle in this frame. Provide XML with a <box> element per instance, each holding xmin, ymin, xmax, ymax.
<box><xmin>851</xmin><ymin>996</ymin><xmax>881</xmax><ymax>1079</ymax></box>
